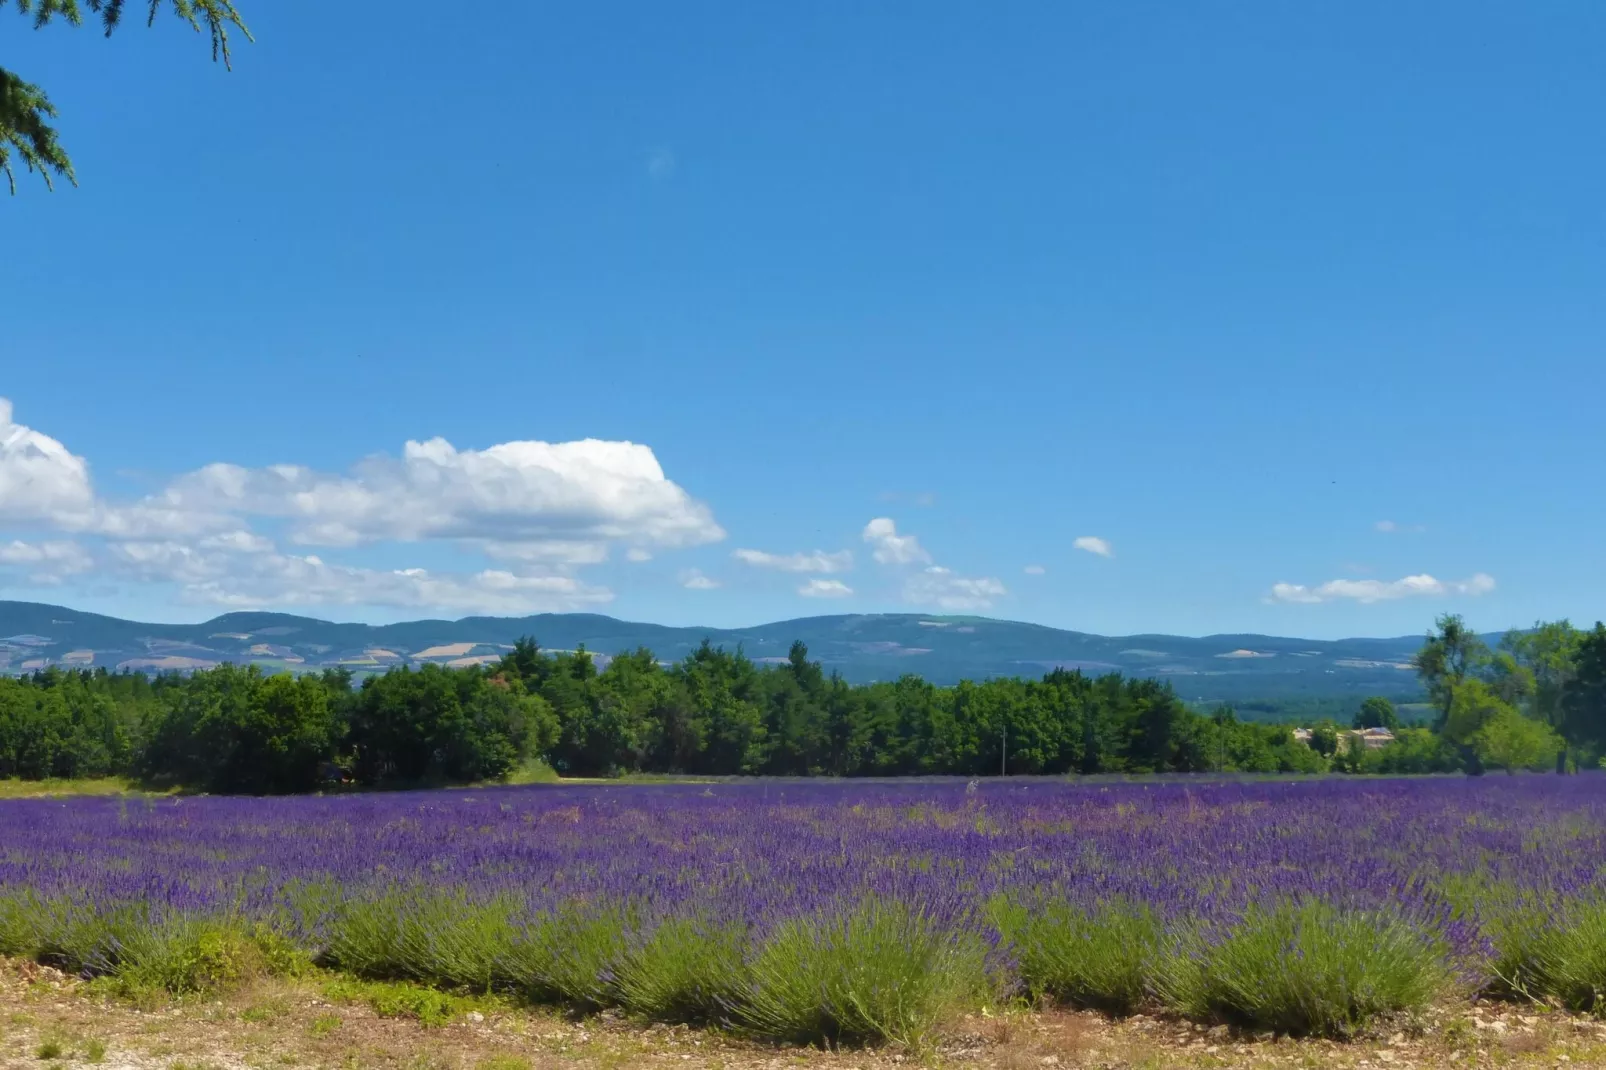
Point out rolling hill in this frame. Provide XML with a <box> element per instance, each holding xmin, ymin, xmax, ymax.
<box><xmin>0</xmin><ymin>600</ymin><xmax>1432</xmax><ymax>707</ymax></box>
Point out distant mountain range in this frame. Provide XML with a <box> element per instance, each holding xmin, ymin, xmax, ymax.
<box><xmin>0</xmin><ymin>600</ymin><xmax>1433</xmax><ymax>706</ymax></box>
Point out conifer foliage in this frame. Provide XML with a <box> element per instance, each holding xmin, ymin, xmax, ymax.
<box><xmin>2</xmin><ymin>0</ymin><xmax>250</xmax><ymax>191</ymax></box>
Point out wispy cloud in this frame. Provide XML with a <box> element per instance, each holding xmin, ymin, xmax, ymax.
<box><xmin>798</xmin><ymin>578</ymin><xmax>853</xmax><ymax>598</ymax></box>
<box><xmin>679</xmin><ymin>568</ymin><xmax>720</xmax><ymax>590</ymax></box>
<box><xmin>1073</xmin><ymin>536</ymin><xmax>1112</xmax><ymax>558</ymax></box>
<box><xmin>1023</xmin><ymin>564</ymin><xmax>1046</xmax><ymax>575</ymax></box>
<box><xmin>1268</xmin><ymin>572</ymin><xmax>1495</xmax><ymax>605</ymax></box>
<box><xmin>862</xmin><ymin>518</ymin><xmax>931</xmax><ymax>565</ymax></box>
<box><xmin>733</xmin><ymin>548</ymin><xmax>853</xmax><ymax>573</ymax></box>
<box><xmin>647</xmin><ymin>148</ymin><xmax>676</xmax><ymax>180</ymax></box>
<box><xmin>1375</xmin><ymin>520</ymin><xmax>1425</xmax><ymax>534</ymax></box>
<box><xmin>904</xmin><ymin>566</ymin><xmax>1006</xmax><ymax>611</ymax></box>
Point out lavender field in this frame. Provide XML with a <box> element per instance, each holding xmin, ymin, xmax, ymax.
<box><xmin>4</xmin><ymin>777</ymin><xmax>1606</xmax><ymax>1044</ymax></box>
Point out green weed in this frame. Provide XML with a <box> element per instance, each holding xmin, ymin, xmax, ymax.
<box><xmin>323</xmin><ymin>978</ymin><xmax>477</xmax><ymax>1027</ymax></box>
<box><xmin>308</xmin><ymin>1013</ymin><xmax>343</xmax><ymax>1036</ymax></box>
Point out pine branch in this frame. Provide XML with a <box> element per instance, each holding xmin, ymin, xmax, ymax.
<box><xmin>0</xmin><ymin>66</ymin><xmax>74</xmax><ymax>194</ymax></box>
<box><xmin>5</xmin><ymin>0</ymin><xmax>250</xmax><ymax>190</ymax></box>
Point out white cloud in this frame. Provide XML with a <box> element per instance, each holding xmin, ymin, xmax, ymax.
<box><xmin>0</xmin><ymin>539</ymin><xmax>95</xmax><ymax>584</ymax></box>
<box><xmin>0</xmin><ymin>399</ymin><xmax>98</xmax><ymax>524</ymax></box>
<box><xmin>1268</xmin><ymin>572</ymin><xmax>1496</xmax><ymax>605</ymax></box>
<box><xmin>862</xmin><ymin>517</ymin><xmax>931</xmax><ymax>565</ymax></box>
<box><xmin>0</xmin><ymin>396</ymin><xmax>728</xmax><ymax>616</ymax></box>
<box><xmin>1023</xmin><ymin>564</ymin><xmax>1046</xmax><ymax>576</ymax></box>
<box><xmin>196</xmin><ymin>530</ymin><xmax>277</xmax><ymax>554</ymax></box>
<box><xmin>903</xmin><ymin>566</ymin><xmax>1006</xmax><ymax>611</ymax></box>
<box><xmin>150</xmin><ymin>435</ymin><xmax>724</xmax><ymax>551</ymax></box>
<box><xmin>733</xmin><ymin>548</ymin><xmax>853</xmax><ymax>573</ymax></box>
<box><xmin>625</xmin><ymin>547</ymin><xmax>653</xmax><ymax>562</ymax></box>
<box><xmin>679</xmin><ymin>568</ymin><xmax>720</xmax><ymax>590</ymax></box>
<box><xmin>1374</xmin><ymin>520</ymin><xmax>1398</xmax><ymax>533</ymax></box>
<box><xmin>799</xmin><ymin>578</ymin><xmax>853</xmax><ymax>598</ymax></box>
<box><xmin>476</xmin><ymin>539</ymin><xmax>611</xmax><ymax>566</ymax></box>
<box><xmin>100</xmin><ymin>538</ymin><xmax>613</xmax><ymax>613</ymax></box>
<box><xmin>1073</xmin><ymin>536</ymin><xmax>1112</xmax><ymax>558</ymax></box>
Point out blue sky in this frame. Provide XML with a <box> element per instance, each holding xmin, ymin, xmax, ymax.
<box><xmin>2</xmin><ymin>1</ymin><xmax>1602</xmax><ymax>639</ymax></box>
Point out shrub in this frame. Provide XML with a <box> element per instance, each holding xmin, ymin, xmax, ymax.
<box><xmin>737</xmin><ymin>899</ymin><xmax>993</xmax><ymax>1048</ymax></box>
<box><xmin>614</xmin><ymin>915</ymin><xmax>748</xmax><ymax>1024</ymax></box>
<box><xmin>116</xmin><ymin>919</ymin><xmax>266</xmax><ymax>995</ymax></box>
<box><xmin>1157</xmin><ymin>901</ymin><xmax>1448</xmax><ymax>1037</ymax></box>
<box><xmin>496</xmin><ymin>905</ymin><xmax>630</xmax><ymax>1010</ymax></box>
<box><xmin>322</xmin><ymin>891</ymin><xmax>515</xmax><ymax>992</ymax></box>
<box><xmin>994</xmin><ymin>896</ymin><xmax>1159</xmax><ymax>1014</ymax></box>
<box><xmin>1507</xmin><ymin>898</ymin><xmax>1606</xmax><ymax>1012</ymax></box>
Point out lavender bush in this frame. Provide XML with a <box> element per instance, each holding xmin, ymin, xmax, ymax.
<box><xmin>4</xmin><ymin>776</ymin><xmax>1606</xmax><ymax>1041</ymax></box>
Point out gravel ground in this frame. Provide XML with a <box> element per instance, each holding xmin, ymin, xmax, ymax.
<box><xmin>6</xmin><ymin>958</ymin><xmax>1606</xmax><ymax>1070</ymax></box>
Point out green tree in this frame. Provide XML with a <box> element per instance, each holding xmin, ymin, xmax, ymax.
<box><xmin>140</xmin><ymin>664</ymin><xmax>339</xmax><ymax>793</ymax></box>
<box><xmin>1473</xmin><ymin>704</ymin><xmax>1562</xmax><ymax>775</ymax></box>
<box><xmin>1309</xmin><ymin>723</ymin><xmax>1340</xmax><ymax>757</ymax></box>
<box><xmin>348</xmin><ymin>664</ymin><xmax>549</xmax><ymax>785</ymax></box>
<box><xmin>1415</xmin><ymin>613</ymin><xmax>1489</xmax><ymax>733</ymax></box>
<box><xmin>1353</xmin><ymin>696</ymin><xmax>1400</xmax><ymax>731</ymax></box>
<box><xmin>1501</xmin><ymin>621</ymin><xmax>1582</xmax><ymax>771</ymax></box>
<box><xmin>1562</xmin><ymin>624</ymin><xmax>1606</xmax><ymax>764</ymax></box>
<box><xmin>1359</xmin><ymin>727</ymin><xmax>1463</xmax><ymax>774</ymax></box>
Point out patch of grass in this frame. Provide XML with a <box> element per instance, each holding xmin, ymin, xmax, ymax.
<box><xmin>83</xmin><ymin>1037</ymin><xmax>108</xmax><ymax>1063</ymax></box>
<box><xmin>308</xmin><ymin>1013</ymin><xmax>343</xmax><ymax>1036</ymax></box>
<box><xmin>323</xmin><ymin>977</ymin><xmax>484</xmax><ymax>1027</ymax></box>
<box><xmin>499</xmin><ymin>758</ymin><xmax>560</xmax><ymax>786</ymax></box>
<box><xmin>0</xmin><ymin>777</ymin><xmax>154</xmax><ymax>799</ymax></box>
<box><xmin>1157</xmin><ymin>900</ymin><xmax>1448</xmax><ymax>1037</ymax></box>
<box><xmin>474</xmin><ymin>1057</ymin><xmax>531</xmax><ymax>1070</ymax></box>
<box><xmin>34</xmin><ymin>1037</ymin><xmax>63</xmax><ymax>1059</ymax></box>
<box><xmin>614</xmin><ymin>915</ymin><xmax>748</xmax><ymax>1024</ymax></box>
<box><xmin>993</xmin><ymin>896</ymin><xmax>1159</xmax><ymax>1014</ymax></box>
<box><xmin>737</xmin><ymin>898</ymin><xmax>995</xmax><ymax>1049</ymax></box>
<box><xmin>241</xmin><ymin>997</ymin><xmax>290</xmax><ymax>1023</ymax></box>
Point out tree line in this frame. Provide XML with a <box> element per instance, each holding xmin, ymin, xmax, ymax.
<box><xmin>0</xmin><ymin>638</ymin><xmax>1325</xmax><ymax>791</ymax></box>
<box><xmin>1</xmin><ymin>619</ymin><xmax>1602</xmax><ymax>792</ymax></box>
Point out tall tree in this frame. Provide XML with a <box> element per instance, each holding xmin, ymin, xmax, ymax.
<box><xmin>1415</xmin><ymin>613</ymin><xmax>1489</xmax><ymax>732</ymax></box>
<box><xmin>1562</xmin><ymin>624</ymin><xmax>1606</xmax><ymax>764</ymax></box>
<box><xmin>1501</xmin><ymin>621</ymin><xmax>1582</xmax><ymax>770</ymax></box>
<box><xmin>3</xmin><ymin>0</ymin><xmax>250</xmax><ymax>191</ymax></box>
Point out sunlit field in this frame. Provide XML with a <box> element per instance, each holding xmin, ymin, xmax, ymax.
<box><xmin>5</xmin><ymin>777</ymin><xmax>1606</xmax><ymax>1046</ymax></box>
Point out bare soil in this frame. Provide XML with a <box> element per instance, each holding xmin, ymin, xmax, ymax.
<box><xmin>5</xmin><ymin>958</ymin><xmax>1606</xmax><ymax>1070</ymax></box>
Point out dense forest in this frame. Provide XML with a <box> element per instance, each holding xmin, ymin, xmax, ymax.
<box><xmin>1</xmin><ymin>616</ymin><xmax>1603</xmax><ymax>793</ymax></box>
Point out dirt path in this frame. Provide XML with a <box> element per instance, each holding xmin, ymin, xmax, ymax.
<box><xmin>5</xmin><ymin>959</ymin><xmax>1606</xmax><ymax>1069</ymax></box>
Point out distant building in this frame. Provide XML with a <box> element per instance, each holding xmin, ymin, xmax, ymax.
<box><xmin>1293</xmin><ymin>726</ymin><xmax>1395</xmax><ymax>751</ymax></box>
